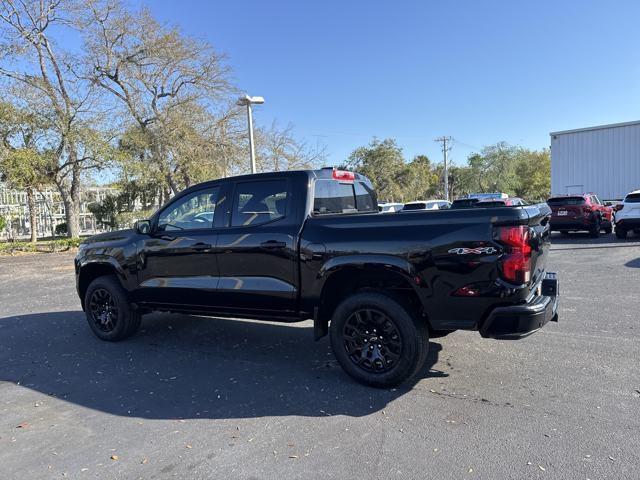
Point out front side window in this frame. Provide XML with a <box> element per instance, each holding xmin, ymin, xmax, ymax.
<box><xmin>625</xmin><ymin>193</ymin><xmax>640</xmax><ymax>203</ymax></box>
<box><xmin>158</xmin><ymin>187</ymin><xmax>219</xmax><ymax>231</ymax></box>
<box><xmin>231</xmin><ymin>180</ymin><xmax>288</xmax><ymax>227</ymax></box>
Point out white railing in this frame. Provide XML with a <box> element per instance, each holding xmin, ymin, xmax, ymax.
<box><xmin>0</xmin><ymin>183</ymin><xmax>119</xmax><ymax>239</ymax></box>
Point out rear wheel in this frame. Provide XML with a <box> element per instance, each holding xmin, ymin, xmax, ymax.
<box><xmin>589</xmin><ymin>217</ymin><xmax>601</xmax><ymax>238</ymax></box>
<box><xmin>330</xmin><ymin>292</ymin><xmax>428</xmax><ymax>388</ymax></box>
<box><xmin>615</xmin><ymin>227</ymin><xmax>628</xmax><ymax>239</ymax></box>
<box><xmin>84</xmin><ymin>275</ymin><xmax>141</xmax><ymax>341</ymax></box>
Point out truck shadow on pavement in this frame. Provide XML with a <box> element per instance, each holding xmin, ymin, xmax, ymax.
<box><xmin>0</xmin><ymin>311</ymin><xmax>446</xmax><ymax>420</ymax></box>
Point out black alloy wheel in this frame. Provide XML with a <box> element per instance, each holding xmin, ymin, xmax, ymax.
<box><xmin>89</xmin><ymin>287</ymin><xmax>119</xmax><ymax>332</ymax></box>
<box><xmin>84</xmin><ymin>275</ymin><xmax>141</xmax><ymax>341</ymax></box>
<box><xmin>342</xmin><ymin>308</ymin><xmax>402</xmax><ymax>374</ymax></box>
<box><xmin>330</xmin><ymin>291</ymin><xmax>428</xmax><ymax>388</ymax></box>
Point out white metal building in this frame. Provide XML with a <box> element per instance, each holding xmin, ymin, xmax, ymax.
<box><xmin>550</xmin><ymin>120</ymin><xmax>640</xmax><ymax>200</ymax></box>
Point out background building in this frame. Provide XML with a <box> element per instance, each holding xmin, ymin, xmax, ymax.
<box><xmin>550</xmin><ymin>120</ymin><xmax>640</xmax><ymax>200</ymax></box>
<box><xmin>0</xmin><ymin>183</ymin><xmax>116</xmax><ymax>240</ymax></box>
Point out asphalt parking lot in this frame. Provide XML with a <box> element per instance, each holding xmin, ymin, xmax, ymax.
<box><xmin>1</xmin><ymin>233</ymin><xmax>639</xmax><ymax>480</ymax></box>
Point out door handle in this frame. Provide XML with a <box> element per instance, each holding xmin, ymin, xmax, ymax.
<box><xmin>192</xmin><ymin>242</ymin><xmax>212</xmax><ymax>251</ymax></box>
<box><xmin>260</xmin><ymin>240</ymin><xmax>287</xmax><ymax>249</ymax></box>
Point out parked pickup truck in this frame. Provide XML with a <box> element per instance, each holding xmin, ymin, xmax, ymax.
<box><xmin>75</xmin><ymin>168</ymin><xmax>559</xmax><ymax>387</ymax></box>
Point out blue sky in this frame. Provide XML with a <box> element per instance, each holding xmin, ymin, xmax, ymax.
<box><xmin>137</xmin><ymin>0</ymin><xmax>640</xmax><ymax>166</ymax></box>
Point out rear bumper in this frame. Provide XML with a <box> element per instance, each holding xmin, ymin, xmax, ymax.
<box><xmin>550</xmin><ymin>218</ymin><xmax>591</xmax><ymax>230</ymax></box>
<box><xmin>480</xmin><ymin>273</ymin><xmax>559</xmax><ymax>339</ymax></box>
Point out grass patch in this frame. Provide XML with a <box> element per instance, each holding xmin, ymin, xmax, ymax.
<box><xmin>0</xmin><ymin>238</ymin><xmax>82</xmax><ymax>255</ymax></box>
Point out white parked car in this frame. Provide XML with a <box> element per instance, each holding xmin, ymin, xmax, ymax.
<box><xmin>401</xmin><ymin>200</ymin><xmax>451</xmax><ymax>212</ymax></box>
<box><xmin>378</xmin><ymin>202</ymin><xmax>404</xmax><ymax>213</ymax></box>
<box><xmin>614</xmin><ymin>190</ymin><xmax>640</xmax><ymax>239</ymax></box>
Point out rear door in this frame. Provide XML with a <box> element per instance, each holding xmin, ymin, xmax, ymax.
<box><xmin>215</xmin><ymin>178</ymin><xmax>299</xmax><ymax>315</ymax></box>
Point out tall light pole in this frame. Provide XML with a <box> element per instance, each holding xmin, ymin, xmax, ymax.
<box><xmin>237</xmin><ymin>94</ymin><xmax>265</xmax><ymax>174</ymax></box>
<box><xmin>434</xmin><ymin>136</ymin><xmax>452</xmax><ymax>201</ymax></box>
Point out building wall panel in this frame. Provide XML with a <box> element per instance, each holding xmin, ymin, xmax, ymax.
<box><xmin>551</xmin><ymin>122</ymin><xmax>640</xmax><ymax>200</ymax></box>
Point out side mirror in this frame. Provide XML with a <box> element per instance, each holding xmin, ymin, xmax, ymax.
<box><xmin>135</xmin><ymin>219</ymin><xmax>151</xmax><ymax>235</ymax></box>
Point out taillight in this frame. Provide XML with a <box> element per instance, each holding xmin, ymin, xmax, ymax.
<box><xmin>332</xmin><ymin>169</ymin><xmax>355</xmax><ymax>181</ymax></box>
<box><xmin>496</xmin><ymin>225</ymin><xmax>532</xmax><ymax>284</ymax></box>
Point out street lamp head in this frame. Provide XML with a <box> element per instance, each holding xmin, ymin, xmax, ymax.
<box><xmin>236</xmin><ymin>94</ymin><xmax>265</xmax><ymax>106</ymax></box>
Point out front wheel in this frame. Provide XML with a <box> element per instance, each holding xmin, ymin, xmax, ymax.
<box><xmin>84</xmin><ymin>275</ymin><xmax>141</xmax><ymax>341</ymax></box>
<box><xmin>330</xmin><ymin>292</ymin><xmax>429</xmax><ymax>388</ymax></box>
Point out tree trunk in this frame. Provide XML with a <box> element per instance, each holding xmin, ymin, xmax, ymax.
<box><xmin>64</xmin><ymin>196</ymin><xmax>81</xmax><ymax>238</ymax></box>
<box><xmin>26</xmin><ymin>187</ymin><xmax>38</xmax><ymax>243</ymax></box>
<box><xmin>65</xmin><ymin>147</ymin><xmax>83</xmax><ymax>239</ymax></box>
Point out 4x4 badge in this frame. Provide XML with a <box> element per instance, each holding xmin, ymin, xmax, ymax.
<box><xmin>448</xmin><ymin>246</ymin><xmax>497</xmax><ymax>255</ymax></box>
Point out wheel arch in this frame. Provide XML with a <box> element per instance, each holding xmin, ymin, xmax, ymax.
<box><xmin>313</xmin><ymin>256</ymin><xmax>425</xmax><ymax>339</ymax></box>
<box><xmin>78</xmin><ymin>258</ymin><xmax>127</xmax><ymax>310</ymax></box>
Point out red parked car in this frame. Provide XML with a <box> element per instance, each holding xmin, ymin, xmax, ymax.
<box><xmin>547</xmin><ymin>194</ymin><xmax>613</xmax><ymax>237</ymax></box>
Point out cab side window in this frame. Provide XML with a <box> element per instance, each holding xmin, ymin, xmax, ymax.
<box><xmin>158</xmin><ymin>187</ymin><xmax>220</xmax><ymax>231</ymax></box>
<box><xmin>231</xmin><ymin>180</ymin><xmax>288</xmax><ymax>227</ymax></box>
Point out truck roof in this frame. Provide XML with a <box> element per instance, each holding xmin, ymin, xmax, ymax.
<box><xmin>175</xmin><ymin>168</ymin><xmax>372</xmax><ymax>198</ymax></box>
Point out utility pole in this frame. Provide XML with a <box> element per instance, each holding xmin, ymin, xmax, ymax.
<box><xmin>434</xmin><ymin>136</ymin><xmax>452</xmax><ymax>201</ymax></box>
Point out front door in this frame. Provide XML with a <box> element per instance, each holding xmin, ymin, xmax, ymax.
<box><xmin>215</xmin><ymin>178</ymin><xmax>298</xmax><ymax>315</ymax></box>
<box><xmin>135</xmin><ymin>185</ymin><xmax>222</xmax><ymax>308</ymax></box>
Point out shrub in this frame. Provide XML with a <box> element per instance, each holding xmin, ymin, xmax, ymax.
<box><xmin>0</xmin><ymin>215</ymin><xmax>6</xmax><ymax>232</ymax></box>
<box><xmin>55</xmin><ymin>222</ymin><xmax>68</xmax><ymax>235</ymax></box>
<box><xmin>0</xmin><ymin>238</ymin><xmax>82</xmax><ymax>255</ymax></box>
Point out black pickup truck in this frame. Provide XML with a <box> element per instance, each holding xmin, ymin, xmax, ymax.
<box><xmin>75</xmin><ymin>168</ymin><xmax>559</xmax><ymax>387</ymax></box>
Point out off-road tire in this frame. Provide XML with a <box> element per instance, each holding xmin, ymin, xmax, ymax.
<box><xmin>84</xmin><ymin>275</ymin><xmax>141</xmax><ymax>341</ymax></box>
<box><xmin>330</xmin><ymin>292</ymin><xmax>429</xmax><ymax>388</ymax></box>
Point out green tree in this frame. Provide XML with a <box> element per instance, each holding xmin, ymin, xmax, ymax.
<box><xmin>400</xmin><ymin>155</ymin><xmax>439</xmax><ymax>200</ymax></box>
<box><xmin>0</xmin><ymin>103</ymin><xmax>52</xmax><ymax>242</ymax></box>
<box><xmin>512</xmin><ymin>148</ymin><xmax>551</xmax><ymax>201</ymax></box>
<box><xmin>347</xmin><ymin>138</ymin><xmax>407</xmax><ymax>201</ymax></box>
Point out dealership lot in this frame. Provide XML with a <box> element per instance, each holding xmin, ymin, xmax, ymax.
<box><xmin>1</xmin><ymin>234</ymin><xmax>639</xmax><ymax>480</ymax></box>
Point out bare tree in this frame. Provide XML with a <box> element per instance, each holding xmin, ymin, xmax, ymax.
<box><xmin>82</xmin><ymin>0</ymin><xmax>232</xmax><ymax>193</ymax></box>
<box><xmin>255</xmin><ymin>122</ymin><xmax>326</xmax><ymax>173</ymax></box>
<box><xmin>0</xmin><ymin>0</ymin><xmax>108</xmax><ymax>238</ymax></box>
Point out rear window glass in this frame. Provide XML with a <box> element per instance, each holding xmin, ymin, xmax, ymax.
<box><xmin>354</xmin><ymin>181</ymin><xmax>376</xmax><ymax>211</ymax></box>
<box><xmin>477</xmin><ymin>201</ymin><xmax>506</xmax><ymax>207</ymax></box>
<box><xmin>547</xmin><ymin>197</ymin><xmax>585</xmax><ymax>206</ymax></box>
<box><xmin>402</xmin><ymin>203</ymin><xmax>427</xmax><ymax>211</ymax></box>
<box><xmin>624</xmin><ymin>193</ymin><xmax>640</xmax><ymax>203</ymax></box>
<box><xmin>451</xmin><ymin>199</ymin><xmax>479</xmax><ymax>208</ymax></box>
<box><xmin>313</xmin><ymin>180</ymin><xmax>377</xmax><ymax>214</ymax></box>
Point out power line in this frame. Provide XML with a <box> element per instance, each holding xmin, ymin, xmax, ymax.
<box><xmin>434</xmin><ymin>136</ymin><xmax>452</xmax><ymax>201</ymax></box>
